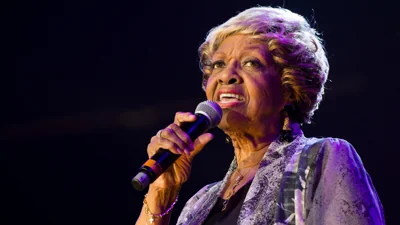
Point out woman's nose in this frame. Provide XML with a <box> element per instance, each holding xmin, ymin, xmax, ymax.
<box><xmin>218</xmin><ymin>64</ymin><xmax>243</xmax><ymax>85</ymax></box>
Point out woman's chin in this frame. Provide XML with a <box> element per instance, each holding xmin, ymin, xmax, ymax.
<box><xmin>218</xmin><ymin>111</ymin><xmax>250</xmax><ymax>132</ymax></box>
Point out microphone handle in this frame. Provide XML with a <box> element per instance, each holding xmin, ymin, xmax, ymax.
<box><xmin>132</xmin><ymin>114</ymin><xmax>211</xmax><ymax>191</ymax></box>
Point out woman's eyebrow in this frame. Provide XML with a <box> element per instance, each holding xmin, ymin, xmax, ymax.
<box><xmin>212</xmin><ymin>51</ymin><xmax>226</xmax><ymax>58</ymax></box>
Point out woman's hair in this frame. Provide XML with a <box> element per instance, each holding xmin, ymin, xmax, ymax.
<box><xmin>199</xmin><ymin>6</ymin><xmax>329</xmax><ymax>124</ymax></box>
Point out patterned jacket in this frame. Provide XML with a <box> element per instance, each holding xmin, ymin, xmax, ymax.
<box><xmin>176</xmin><ymin>130</ymin><xmax>385</xmax><ymax>225</ymax></box>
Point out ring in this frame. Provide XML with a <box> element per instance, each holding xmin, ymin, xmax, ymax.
<box><xmin>156</xmin><ymin>129</ymin><xmax>163</xmax><ymax>138</ymax></box>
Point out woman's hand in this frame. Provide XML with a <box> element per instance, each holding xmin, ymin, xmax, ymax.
<box><xmin>147</xmin><ymin>112</ymin><xmax>214</xmax><ymax>189</ymax></box>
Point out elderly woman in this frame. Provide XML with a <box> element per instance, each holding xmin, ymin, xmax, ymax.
<box><xmin>135</xmin><ymin>6</ymin><xmax>385</xmax><ymax>225</ymax></box>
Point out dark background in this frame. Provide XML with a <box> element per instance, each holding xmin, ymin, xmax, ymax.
<box><xmin>1</xmin><ymin>0</ymin><xmax>398</xmax><ymax>224</ymax></box>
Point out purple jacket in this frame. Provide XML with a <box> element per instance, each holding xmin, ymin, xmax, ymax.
<box><xmin>177</xmin><ymin>128</ymin><xmax>385</xmax><ymax>224</ymax></box>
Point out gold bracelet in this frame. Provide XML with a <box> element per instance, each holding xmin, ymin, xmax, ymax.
<box><xmin>143</xmin><ymin>193</ymin><xmax>179</xmax><ymax>224</ymax></box>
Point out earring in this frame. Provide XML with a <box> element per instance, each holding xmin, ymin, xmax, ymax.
<box><xmin>225</xmin><ymin>135</ymin><xmax>232</xmax><ymax>144</ymax></box>
<box><xmin>279</xmin><ymin>104</ymin><xmax>295</xmax><ymax>143</ymax></box>
<box><xmin>283</xmin><ymin>104</ymin><xmax>295</xmax><ymax>117</ymax></box>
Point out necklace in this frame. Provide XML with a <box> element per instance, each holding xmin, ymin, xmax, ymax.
<box><xmin>221</xmin><ymin>159</ymin><xmax>262</xmax><ymax>211</ymax></box>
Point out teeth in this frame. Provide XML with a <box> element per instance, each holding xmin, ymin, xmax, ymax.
<box><xmin>219</xmin><ymin>93</ymin><xmax>243</xmax><ymax>101</ymax></box>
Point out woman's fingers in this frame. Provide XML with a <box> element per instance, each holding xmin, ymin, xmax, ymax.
<box><xmin>190</xmin><ymin>133</ymin><xmax>214</xmax><ymax>158</ymax></box>
<box><xmin>173</xmin><ymin>112</ymin><xmax>196</xmax><ymax>126</ymax></box>
<box><xmin>148</xmin><ymin>126</ymin><xmax>193</xmax><ymax>157</ymax></box>
<box><xmin>166</xmin><ymin>123</ymin><xmax>194</xmax><ymax>155</ymax></box>
<box><xmin>148</xmin><ymin>111</ymin><xmax>211</xmax><ymax>158</ymax></box>
<box><xmin>145</xmin><ymin>112</ymin><xmax>215</xmax><ymax>188</ymax></box>
<box><xmin>148</xmin><ymin>135</ymin><xmax>183</xmax><ymax>156</ymax></box>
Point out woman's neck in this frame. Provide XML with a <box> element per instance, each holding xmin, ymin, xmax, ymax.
<box><xmin>223</xmin><ymin>112</ymin><xmax>284</xmax><ymax>165</ymax></box>
<box><xmin>227</xmin><ymin>126</ymin><xmax>280</xmax><ymax>166</ymax></box>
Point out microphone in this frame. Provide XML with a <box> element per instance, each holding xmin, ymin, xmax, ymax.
<box><xmin>131</xmin><ymin>100</ymin><xmax>222</xmax><ymax>191</ymax></box>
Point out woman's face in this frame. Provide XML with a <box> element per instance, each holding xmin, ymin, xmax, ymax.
<box><xmin>205</xmin><ymin>34</ymin><xmax>285</xmax><ymax>131</ymax></box>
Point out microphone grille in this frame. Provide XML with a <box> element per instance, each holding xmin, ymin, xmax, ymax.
<box><xmin>195</xmin><ymin>100</ymin><xmax>222</xmax><ymax>128</ymax></box>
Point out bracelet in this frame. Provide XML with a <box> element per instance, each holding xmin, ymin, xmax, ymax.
<box><xmin>143</xmin><ymin>193</ymin><xmax>179</xmax><ymax>224</ymax></box>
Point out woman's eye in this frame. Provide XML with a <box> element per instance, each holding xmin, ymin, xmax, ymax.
<box><xmin>244</xmin><ymin>60</ymin><xmax>262</xmax><ymax>68</ymax></box>
<box><xmin>212</xmin><ymin>60</ymin><xmax>225</xmax><ymax>69</ymax></box>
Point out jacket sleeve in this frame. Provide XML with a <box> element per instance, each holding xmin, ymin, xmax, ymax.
<box><xmin>305</xmin><ymin>138</ymin><xmax>385</xmax><ymax>225</ymax></box>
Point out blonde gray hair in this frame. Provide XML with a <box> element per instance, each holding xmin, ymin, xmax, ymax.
<box><xmin>199</xmin><ymin>6</ymin><xmax>329</xmax><ymax>124</ymax></box>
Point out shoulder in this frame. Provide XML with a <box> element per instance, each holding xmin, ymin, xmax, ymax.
<box><xmin>304</xmin><ymin>136</ymin><xmax>355</xmax><ymax>151</ymax></box>
<box><xmin>301</xmin><ymin>136</ymin><xmax>372</xmax><ymax>188</ymax></box>
<box><xmin>304</xmin><ymin>137</ymin><xmax>361</xmax><ymax>163</ymax></box>
<box><xmin>299</xmin><ymin>136</ymin><xmax>367</xmax><ymax>179</ymax></box>
<box><xmin>320</xmin><ymin>137</ymin><xmax>356</xmax><ymax>151</ymax></box>
<box><xmin>303</xmin><ymin>138</ymin><xmax>386</xmax><ymax>224</ymax></box>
